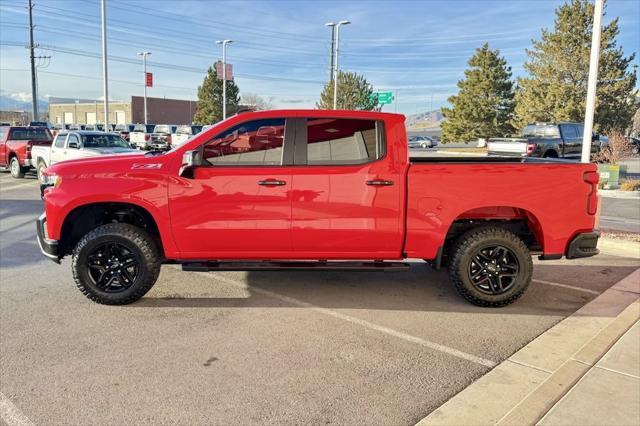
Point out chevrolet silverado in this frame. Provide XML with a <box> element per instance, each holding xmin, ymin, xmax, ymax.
<box><xmin>37</xmin><ymin>110</ymin><xmax>600</xmax><ymax>307</ymax></box>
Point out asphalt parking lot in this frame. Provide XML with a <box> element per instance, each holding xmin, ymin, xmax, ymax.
<box><xmin>1</xmin><ymin>171</ymin><xmax>639</xmax><ymax>425</ymax></box>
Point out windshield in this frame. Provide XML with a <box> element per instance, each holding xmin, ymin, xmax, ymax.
<box><xmin>9</xmin><ymin>128</ymin><xmax>52</xmax><ymax>141</ymax></box>
<box><xmin>153</xmin><ymin>125</ymin><xmax>172</xmax><ymax>134</ymax></box>
<box><xmin>81</xmin><ymin>134</ymin><xmax>131</xmax><ymax>149</ymax></box>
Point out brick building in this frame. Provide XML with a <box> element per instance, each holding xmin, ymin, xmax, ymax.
<box><xmin>48</xmin><ymin>96</ymin><xmax>197</xmax><ymax>125</ymax></box>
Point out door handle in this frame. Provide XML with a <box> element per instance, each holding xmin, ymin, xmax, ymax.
<box><xmin>366</xmin><ymin>179</ymin><xmax>394</xmax><ymax>186</ymax></box>
<box><xmin>258</xmin><ymin>179</ymin><xmax>286</xmax><ymax>186</ymax></box>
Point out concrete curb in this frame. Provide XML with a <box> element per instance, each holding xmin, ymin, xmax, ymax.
<box><xmin>417</xmin><ymin>268</ymin><xmax>640</xmax><ymax>426</ymax></box>
<box><xmin>599</xmin><ymin>237</ymin><xmax>640</xmax><ymax>259</ymax></box>
<box><xmin>599</xmin><ymin>190</ymin><xmax>640</xmax><ymax>199</ymax></box>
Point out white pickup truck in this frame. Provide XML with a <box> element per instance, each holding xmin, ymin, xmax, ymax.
<box><xmin>172</xmin><ymin>125</ymin><xmax>204</xmax><ymax>147</ymax></box>
<box><xmin>32</xmin><ymin>130</ymin><xmax>138</xmax><ymax>182</ymax></box>
<box><xmin>129</xmin><ymin>124</ymin><xmax>155</xmax><ymax>150</ymax></box>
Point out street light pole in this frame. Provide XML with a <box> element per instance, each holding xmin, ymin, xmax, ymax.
<box><xmin>581</xmin><ymin>0</ymin><xmax>604</xmax><ymax>163</ymax></box>
<box><xmin>333</xmin><ymin>20</ymin><xmax>350</xmax><ymax>110</ymax></box>
<box><xmin>100</xmin><ymin>0</ymin><xmax>109</xmax><ymax>129</ymax></box>
<box><xmin>216</xmin><ymin>39</ymin><xmax>233</xmax><ymax>120</ymax></box>
<box><xmin>325</xmin><ymin>23</ymin><xmax>336</xmax><ymax>83</ymax></box>
<box><xmin>138</xmin><ymin>51</ymin><xmax>151</xmax><ymax>124</ymax></box>
<box><xmin>28</xmin><ymin>0</ymin><xmax>38</xmax><ymax>121</ymax></box>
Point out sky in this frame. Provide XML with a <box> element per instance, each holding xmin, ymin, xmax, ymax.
<box><xmin>0</xmin><ymin>0</ymin><xmax>638</xmax><ymax>115</ymax></box>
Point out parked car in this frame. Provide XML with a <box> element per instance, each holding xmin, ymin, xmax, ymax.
<box><xmin>149</xmin><ymin>124</ymin><xmax>177</xmax><ymax>150</ymax></box>
<box><xmin>0</xmin><ymin>125</ymin><xmax>53</xmax><ymax>178</ymax></box>
<box><xmin>408</xmin><ymin>135</ymin><xmax>437</xmax><ymax>149</ymax></box>
<box><xmin>172</xmin><ymin>125</ymin><xmax>204</xmax><ymax>147</ymax></box>
<box><xmin>130</xmin><ymin>123</ymin><xmax>155</xmax><ymax>149</ymax></box>
<box><xmin>114</xmin><ymin>124</ymin><xmax>136</xmax><ymax>142</ymax></box>
<box><xmin>32</xmin><ymin>131</ymin><xmax>137</xmax><ymax>183</ymax></box>
<box><xmin>487</xmin><ymin>123</ymin><xmax>600</xmax><ymax>159</ymax></box>
<box><xmin>68</xmin><ymin>124</ymin><xmax>86</xmax><ymax>131</ymax></box>
<box><xmin>38</xmin><ymin>110</ymin><xmax>600</xmax><ymax>307</ymax></box>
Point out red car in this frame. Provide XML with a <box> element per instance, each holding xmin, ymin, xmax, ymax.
<box><xmin>0</xmin><ymin>125</ymin><xmax>53</xmax><ymax>178</ymax></box>
<box><xmin>37</xmin><ymin>110</ymin><xmax>600</xmax><ymax>306</ymax></box>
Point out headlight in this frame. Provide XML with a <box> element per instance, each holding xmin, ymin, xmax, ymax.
<box><xmin>42</xmin><ymin>174</ymin><xmax>62</xmax><ymax>188</ymax></box>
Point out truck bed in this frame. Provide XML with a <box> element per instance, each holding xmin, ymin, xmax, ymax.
<box><xmin>404</xmin><ymin>159</ymin><xmax>597</xmax><ymax>259</ymax></box>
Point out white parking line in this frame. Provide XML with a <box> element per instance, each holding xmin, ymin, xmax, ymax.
<box><xmin>0</xmin><ymin>181</ymin><xmax>38</xmax><ymax>191</ymax></box>
<box><xmin>533</xmin><ymin>279</ymin><xmax>600</xmax><ymax>296</ymax></box>
<box><xmin>213</xmin><ymin>274</ymin><xmax>497</xmax><ymax>368</ymax></box>
<box><xmin>0</xmin><ymin>392</ymin><xmax>34</xmax><ymax>426</ymax></box>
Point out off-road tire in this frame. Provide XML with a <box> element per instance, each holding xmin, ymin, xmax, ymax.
<box><xmin>72</xmin><ymin>223</ymin><xmax>161</xmax><ymax>305</ymax></box>
<box><xmin>10</xmin><ymin>157</ymin><xmax>25</xmax><ymax>178</ymax></box>
<box><xmin>448</xmin><ymin>227</ymin><xmax>532</xmax><ymax>307</ymax></box>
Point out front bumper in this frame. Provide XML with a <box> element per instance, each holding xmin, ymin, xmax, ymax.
<box><xmin>36</xmin><ymin>213</ymin><xmax>60</xmax><ymax>263</ymax></box>
<box><xmin>566</xmin><ymin>231</ymin><xmax>600</xmax><ymax>259</ymax></box>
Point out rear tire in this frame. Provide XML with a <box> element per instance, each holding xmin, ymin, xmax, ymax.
<box><xmin>72</xmin><ymin>223</ymin><xmax>161</xmax><ymax>305</ymax></box>
<box><xmin>448</xmin><ymin>227</ymin><xmax>532</xmax><ymax>307</ymax></box>
<box><xmin>9</xmin><ymin>157</ymin><xmax>25</xmax><ymax>178</ymax></box>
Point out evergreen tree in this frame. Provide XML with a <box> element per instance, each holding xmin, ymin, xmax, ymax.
<box><xmin>441</xmin><ymin>43</ymin><xmax>516</xmax><ymax>143</ymax></box>
<box><xmin>516</xmin><ymin>0</ymin><xmax>637</xmax><ymax>132</ymax></box>
<box><xmin>317</xmin><ymin>71</ymin><xmax>379</xmax><ymax>111</ymax></box>
<box><xmin>194</xmin><ymin>61</ymin><xmax>241</xmax><ymax>124</ymax></box>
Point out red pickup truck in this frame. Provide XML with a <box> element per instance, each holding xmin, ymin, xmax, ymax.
<box><xmin>37</xmin><ymin>110</ymin><xmax>600</xmax><ymax>307</ymax></box>
<box><xmin>1</xmin><ymin>126</ymin><xmax>53</xmax><ymax>178</ymax></box>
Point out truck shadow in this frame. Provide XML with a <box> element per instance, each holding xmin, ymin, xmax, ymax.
<box><xmin>137</xmin><ymin>262</ymin><xmax>639</xmax><ymax>316</ymax></box>
<box><xmin>0</xmin><ymin>199</ymin><xmax>46</xmax><ymax>269</ymax></box>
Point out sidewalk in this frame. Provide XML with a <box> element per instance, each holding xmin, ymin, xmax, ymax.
<box><xmin>538</xmin><ymin>321</ymin><xmax>639</xmax><ymax>425</ymax></box>
<box><xmin>418</xmin><ymin>268</ymin><xmax>640</xmax><ymax>426</ymax></box>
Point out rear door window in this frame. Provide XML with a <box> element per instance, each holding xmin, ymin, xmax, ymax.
<box><xmin>303</xmin><ymin>118</ymin><xmax>384</xmax><ymax>165</ymax></box>
<box><xmin>561</xmin><ymin>124</ymin><xmax>577</xmax><ymax>139</ymax></box>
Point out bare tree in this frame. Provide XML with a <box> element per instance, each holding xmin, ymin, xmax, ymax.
<box><xmin>593</xmin><ymin>130</ymin><xmax>635</xmax><ymax>164</ymax></box>
<box><xmin>241</xmin><ymin>93</ymin><xmax>274</xmax><ymax>111</ymax></box>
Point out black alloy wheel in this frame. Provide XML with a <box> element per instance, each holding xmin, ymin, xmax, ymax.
<box><xmin>86</xmin><ymin>242</ymin><xmax>141</xmax><ymax>293</ymax></box>
<box><xmin>468</xmin><ymin>245</ymin><xmax>520</xmax><ymax>295</ymax></box>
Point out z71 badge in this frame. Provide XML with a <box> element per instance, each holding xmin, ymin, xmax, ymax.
<box><xmin>131</xmin><ymin>163</ymin><xmax>163</xmax><ymax>170</ymax></box>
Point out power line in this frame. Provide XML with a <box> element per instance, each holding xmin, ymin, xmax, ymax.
<box><xmin>0</xmin><ymin>41</ymin><xmax>327</xmax><ymax>85</ymax></box>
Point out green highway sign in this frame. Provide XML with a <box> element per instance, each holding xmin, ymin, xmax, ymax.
<box><xmin>371</xmin><ymin>91</ymin><xmax>394</xmax><ymax>105</ymax></box>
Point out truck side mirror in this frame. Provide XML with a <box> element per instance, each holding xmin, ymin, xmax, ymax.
<box><xmin>68</xmin><ymin>141</ymin><xmax>79</xmax><ymax>149</ymax></box>
<box><xmin>179</xmin><ymin>149</ymin><xmax>202</xmax><ymax>177</ymax></box>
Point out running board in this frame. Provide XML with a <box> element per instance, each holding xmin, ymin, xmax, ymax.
<box><xmin>181</xmin><ymin>260</ymin><xmax>410</xmax><ymax>272</ymax></box>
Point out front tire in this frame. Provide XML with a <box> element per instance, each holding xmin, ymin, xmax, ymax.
<box><xmin>37</xmin><ymin>161</ymin><xmax>47</xmax><ymax>183</ymax></box>
<box><xmin>448</xmin><ymin>227</ymin><xmax>533</xmax><ymax>307</ymax></box>
<box><xmin>10</xmin><ymin>157</ymin><xmax>25</xmax><ymax>178</ymax></box>
<box><xmin>72</xmin><ymin>223</ymin><xmax>161</xmax><ymax>305</ymax></box>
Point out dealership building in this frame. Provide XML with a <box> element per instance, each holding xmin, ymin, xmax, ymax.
<box><xmin>48</xmin><ymin>96</ymin><xmax>198</xmax><ymax>125</ymax></box>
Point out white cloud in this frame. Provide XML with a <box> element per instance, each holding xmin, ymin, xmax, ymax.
<box><xmin>9</xmin><ymin>92</ymin><xmax>32</xmax><ymax>102</ymax></box>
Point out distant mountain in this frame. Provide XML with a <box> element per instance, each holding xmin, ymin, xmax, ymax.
<box><xmin>406</xmin><ymin>110</ymin><xmax>444</xmax><ymax>130</ymax></box>
<box><xmin>0</xmin><ymin>95</ymin><xmax>48</xmax><ymax>112</ymax></box>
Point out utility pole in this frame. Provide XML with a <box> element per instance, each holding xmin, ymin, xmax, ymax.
<box><xmin>325</xmin><ymin>23</ymin><xmax>336</xmax><ymax>83</ymax></box>
<box><xmin>581</xmin><ymin>0</ymin><xmax>604</xmax><ymax>163</ymax></box>
<box><xmin>28</xmin><ymin>0</ymin><xmax>38</xmax><ymax>121</ymax></box>
<box><xmin>138</xmin><ymin>51</ymin><xmax>151</xmax><ymax>124</ymax></box>
<box><xmin>216</xmin><ymin>40</ymin><xmax>232</xmax><ymax>120</ymax></box>
<box><xmin>333</xmin><ymin>20</ymin><xmax>350</xmax><ymax>110</ymax></box>
<box><xmin>100</xmin><ymin>0</ymin><xmax>109</xmax><ymax>129</ymax></box>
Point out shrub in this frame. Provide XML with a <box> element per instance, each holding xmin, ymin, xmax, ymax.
<box><xmin>620</xmin><ymin>180</ymin><xmax>640</xmax><ymax>191</ymax></box>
